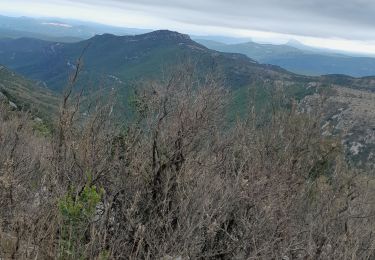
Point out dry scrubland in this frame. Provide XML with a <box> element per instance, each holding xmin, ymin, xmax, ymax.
<box><xmin>2</xmin><ymin>67</ymin><xmax>375</xmax><ymax>259</ymax></box>
<box><xmin>302</xmin><ymin>86</ymin><xmax>375</xmax><ymax>170</ymax></box>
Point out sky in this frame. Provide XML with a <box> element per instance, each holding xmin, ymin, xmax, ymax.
<box><xmin>1</xmin><ymin>0</ymin><xmax>375</xmax><ymax>54</ymax></box>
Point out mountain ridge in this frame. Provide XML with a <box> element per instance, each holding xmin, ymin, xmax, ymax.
<box><xmin>197</xmin><ymin>39</ymin><xmax>375</xmax><ymax>77</ymax></box>
<box><xmin>0</xmin><ymin>15</ymin><xmax>150</xmax><ymax>42</ymax></box>
<box><xmin>0</xmin><ymin>30</ymin><xmax>300</xmax><ymax>92</ymax></box>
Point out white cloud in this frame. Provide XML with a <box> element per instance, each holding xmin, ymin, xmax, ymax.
<box><xmin>1</xmin><ymin>0</ymin><xmax>375</xmax><ymax>55</ymax></box>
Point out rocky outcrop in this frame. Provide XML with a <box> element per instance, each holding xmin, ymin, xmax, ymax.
<box><xmin>301</xmin><ymin>86</ymin><xmax>375</xmax><ymax>170</ymax></box>
<box><xmin>0</xmin><ymin>90</ymin><xmax>18</xmax><ymax>110</ymax></box>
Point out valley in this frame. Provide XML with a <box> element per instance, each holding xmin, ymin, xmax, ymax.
<box><xmin>1</xmin><ymin>4</ymin><xmax>375</xmax><ymax>258</ymax></box>
<box><xmin>0</xmin><ymin>30</ymin><xmax>373</xmax><ymax>170</ymax></box>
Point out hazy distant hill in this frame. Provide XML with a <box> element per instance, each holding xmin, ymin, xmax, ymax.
<box><xmin>0</xmin><ymin>30</ymin><xmax>320</xmax><ymax>125</ymax></box>
<box><xmin>0</xmin><ymin>29</ymin><xmax>374</xmax><ymax>95</ymax></box>
<box><xmin>197</xmin><ymin>39</ymin><xmax>375</xmax><ymax>77</ymax></box>
<box><xmin>0</xmin><ymin>15</ymin><xmax>150</xmax><ymax>42</ymax></box>
<box><xmin>0</xmin><ymin>30</ymin><xmax>310</xmax><ymax>92</ymax></box>
<box><xmin>0</xmin><ymin>28</ymin><xmax>83</xmax><ymax>43</ymax></box>
<box><xmin>3</xmin><ymin>14</ymin><xmax>375</xmax><ymax>77</ymax></box>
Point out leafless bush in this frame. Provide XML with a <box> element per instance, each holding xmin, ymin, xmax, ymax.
<box><xmin>1</xmin><ymin>64</ymin><xmax>375</xmax><ymax>259</ymax></box>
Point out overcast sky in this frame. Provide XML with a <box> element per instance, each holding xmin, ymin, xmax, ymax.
<box><xmin>1</xmin><ymin>0</ymin><xmax>375</xmax><ymax>54</ymax></box>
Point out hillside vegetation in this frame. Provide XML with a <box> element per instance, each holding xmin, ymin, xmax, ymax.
<box><xmin>0</xmin><ymin>30</ymin><xmax>308</xmax><ymax>92</ymax></box>
<box><xmin>0</xmin><ymin>30</ymin><xmax>373</xmax><ymax>169</ymax></box>
<box><xmin>1</xmin><ymin>65</ymin><xmax>375</xmax><ymax>259</ymax></box>
<box><xmin>0</xmin><ymin>65</ymin><xmax>58</xmax><ymax>119</ymax></box>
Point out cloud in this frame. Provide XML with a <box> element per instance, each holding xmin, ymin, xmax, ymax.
<box><xmin>76</xmin><ymin>0</ymin><xmax>375</xmax><ymax>40</ymax></box>
<box><xmin>1</xmin><ymin>0</ymin><xmax>375</xmax><ymax>54</ymax></box>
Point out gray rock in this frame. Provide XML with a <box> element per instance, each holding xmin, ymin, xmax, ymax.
<box><xmin>9</xmin><ymin>101</ymin><xmax>18</xmax><ymax>109</ymax></box>
<box><xmin>34</xmin><ymin>117</ymin><xmax>43</xmax><ymax>123</ymax></box>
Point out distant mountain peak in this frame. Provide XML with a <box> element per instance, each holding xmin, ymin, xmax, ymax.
<box><xmin>286</xmin><ymin>39</ymin><xmax>304</xmax><ymax>46</ymax></box>
<box><xmin>285</xmin><ymin>39</ymin><xmax>316</xmax><ymax>52</ymax></box>
<box><xmin>138</xmin><ymin>30</ymin><xmax>191</xmax><ymax>41</ymax></box>
<box><xmin>92</xmin><ymin>33</ymin><xmax>117</xmax><ymax>39</ymax></box>
<box><xmin>91</xmin><ymin>30</ymin><xmax>192</xmax><ymax>44</ymax></box>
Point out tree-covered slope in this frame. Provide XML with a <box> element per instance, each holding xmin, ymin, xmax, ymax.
<box><xmin>0</xmin><ymin>30</ymin><xmax>309</xmax><ymax>92</ymax></box>
<box><xmin>0</xmin><ymin>65</ymin><xmax>58</xmax><ymax>119</ymax></box>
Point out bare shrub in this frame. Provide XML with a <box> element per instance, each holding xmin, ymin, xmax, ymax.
<box><xmin>1</xmin><ymin>63</ymin><xmax>375</xmax><ymax>259</ymax></box>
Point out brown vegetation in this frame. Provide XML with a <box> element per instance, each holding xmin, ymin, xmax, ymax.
<box><xmin>1</xmin><ymin>64</ymin><xmax>375</xmax><ymax>259</ymax></box>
